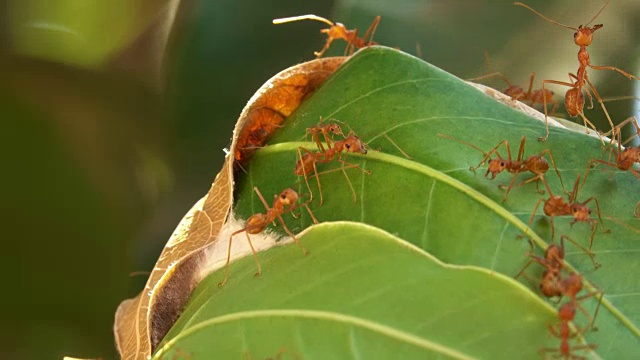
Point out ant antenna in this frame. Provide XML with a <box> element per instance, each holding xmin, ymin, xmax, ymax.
<box><xmin>513</xmin><ymin>2</ymin><xmax>578</xmax><ymax>31</ymax></box>
<box><xmin>273</xmin><ymin>14</ymin><xmax>335</xmax><ymax>27</ymax></box>
<box><xmin>584</xmin><ymin>0</ymin><xmax>612</xmax><ymax>27</ymax></box>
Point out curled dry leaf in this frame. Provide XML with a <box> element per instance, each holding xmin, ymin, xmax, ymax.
<box><xmin>113</xmin><ymin>56</ymin><xmax>346</xmax><ymax>360</ymax></box>
<box><xmin>233</xmin><ymin>57</ymin><xmax>347</xmax><ymax>164</ymax></box>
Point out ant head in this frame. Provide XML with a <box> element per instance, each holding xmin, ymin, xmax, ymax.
<box><xmin>574</xmin><ymin>24</ymin><xmax>602</xmax><ymax>46</ymax></box>
<box><xmin>328</xmin><ymin>124</ymin><xmax>344</xmax><ymax>136</ymax></box>
<box><xmin>558</xmin><ymin>302</ymin><xmax>576</xmax><ymax>322</ymax></box>
<box><xmin>486</xmin><ymin>159</ymin><xmax>507</xmax><ymax>178</ymax></box>
<box><xmin>278</xmin><ymin>188</ymin><xmax>299</xmax><ymax>206</ymax></box>
<box><xmin>343</xmin><ymin>136</ymin><xmax>367</xmax><ymax>154</ymax></box>
<box><xmin>322</xmin><ymin>22</ymin><xmax>349</xmax><ymax>38</ymax></box>
<box><xmin>571</xmin><ymin>204</ymin><xmax>591</xmax><ymax>221</ymax></box>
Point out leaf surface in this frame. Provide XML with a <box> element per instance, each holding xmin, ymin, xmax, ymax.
<box><xmin>229</xmin><ymin>47</ymin><xmax>640</xmax><ymax>358</ymax></box>
<box><xmin>155</xmin><ymin>222</ymin><xmax>560</xmax><ymax>360</ymax></box>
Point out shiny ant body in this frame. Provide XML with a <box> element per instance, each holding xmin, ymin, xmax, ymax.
<box><xmin>528</xmin><ymin>174</ymin><xmax>606</xmax><ymax>250</ymax></box>
<box><xmin>218</xmin><ymin>188</ymin><xmax>318</xmax><ymax>287</ymax></box>
<box><xmin>296</xmin><ymin>132</ymin><xmax>369</xmax><ymax>205</ymax></box>
<box><xmin>273</xmin><ymin>15</ymin><xmax>380</xmax><ymax>57</ymax></box>
<box><xmin>438</xmin><ymin>134</ymin><xmax>564</xmax><ymax>202</ymax></box>
<box><xmin>515</xmin><ymin>0</ymin><xmax>640</xmax><ymax>141</ymax></box>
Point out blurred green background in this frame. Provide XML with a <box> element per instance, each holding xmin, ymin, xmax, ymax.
<box><xmin>1</xmin><ymin>0</ymin><xmax>638</xmax><ymax>359</ymax></box>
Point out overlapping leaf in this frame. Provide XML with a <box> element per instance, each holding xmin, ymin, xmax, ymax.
<box><xmin>227</xmin><ymin>47</ymin><xmax>639</xmax><ymax>358</ymax></box>
<box><xmin>155</xmin><ymin>222</ymin><xmax>559</xmax><ymax>359</ymax></box>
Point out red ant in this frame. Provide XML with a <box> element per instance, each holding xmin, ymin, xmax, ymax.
<box><xmin>438</xmin><ymin>134</ymin><xmax>565</xmax><ymax>202</ymax></box>
<box><xmin>305</xmin><ymin>117</ymin><xmax>345</xmax><ymax>152</ymax></box>
<box><xmin>516</xmin><ymin>234</ymin><xmax>599</xmax><ymax>283</ymax></box>
<box><xmin>539</xmin><ymin>301</ymin><xmax>598</xmax><ymax>359</ymax></box>
<box><xmin>272</xmin><ymin>14</ymin><xmax>380</xmax><ymax>58</ymax></box>
<box><xmin>468</xmin><ymin>52</ymin><xmax>559</xmax><ymax>115</ymax></box>
<box><xmin>529</xmin><ymin>173</ymin><xmax>607</xmax><ymax>251</ymax></box>
<box><xmin>218</xmin><ymin>187</ymin><xmax>318</xmax><ymax>287</ymax></box>
<box><xmin>515</xmin><ymin>0</ymin><xmax>640</xmax><ymax>142</ymax></box>
<box><xmin>296</xmin><ymin>132</ymin><xmax>370</xmax><ymax>205</ymax></box>
<box><xmin>533</xmin><ymin>267</ymin><xmax>603</xmax><ymax>330</ymax></box>
<box><xmin>584</xmin><ymin>117</ymin><xmax>640</xmax><ymax>215</ymax></box>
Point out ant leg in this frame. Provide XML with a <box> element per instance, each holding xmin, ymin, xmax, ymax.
<box><xmin>338</xmin><ymin>158</ymin><xmax>359</xmax><ymax>203</ymax></box>
<box><xmin>580</xmin><ymin>196</ymin><xmax>608</xmax><ymax>234</ymax></box>
<box><xmin>560</xmin><ymin>235</ymin><xmax>599</xmax><ymax>269</ymax></box>
<box><xmin>362</xmin><ymin>16</ymin><xmax>381</xmax><ymax>46</ymax></box>
<box><xmin>297</xmin><ymin>147</ymin><xmax>323</xmax><ymax>205</ymax></box>
<box><xmin>527</xmin><ymin>198</ymin><xmax>545</xmax><ymax>236</ymax></box>
<box><xmin>314</xmin><ymin>34</ymin><xmax>334</xmax><ymax>58</ymax></box>
<box><xmin>245</xmin><ymin>232</ymin><xmax>262</xmax><ymax>277</ymax></box>
<box><xmin>575</xmin><ymin>290</ymin><xmax>604</xmax><ymax>331</ymax></box>
<box><xmin>219</xmin><ymin>230</ymin><xmax>242</xmax><ymax>287</ymax></box>
<box><xmin>583</xmin><ymin>158</ymin><xmax>618</xmax><ymax>191</ymax></box>
<box><xmin>567</xmin><ymin>174</ymin><xmax>582</xmax><ymax>204</ymax></box>
<box><xmin>589</xmin><ymin>64</ymin><xmax>640</xmax><ymax>81</ymax></box>
<box><xmin>436</xmin><ymin>133</ymin><xmax>506</xmax><ymax>172</ymax></box>
<box><xmin>303</xmin><ymin>202</ymin><xmax>319</xmax><ymax>224</ymax></box>
<box><xmin>635</xmin><ymin>200</ymin><xmax>640</xmax><ymax>218</ymax></box>
<box><xmin>621</xmin><ymin>117</ymin><xmax>640</xmax><ymax>146</ymax></box>
<box><xmin>514</xmin><ymin>257</ymin><xmax>536</xmax><ymax>279</ymax></box>
<box><xmin>524</xmin><ymin>72</ymin><xmax>535</xmax><ymax>99</ymax></box>
<box><xmin>499</xmin><ymin>170</ymin><xmax>524</xmax><ymax>202</ymax></box>
<box><xmin>599</xmin><ymin>116</ymin><xmax>637</xmax><ymax>139</ymax></box>
<box><xmin>383</xmin><ymin>133</ymin><xmax>412</xmax><ymax>159</ymax></box>
<box><xmin>282</xmin><ymin>198</ymin><xmax>320</xmax><ymax>225</ymax></box>
<box><xmin>540</xmin><ymin>79</ymin><xmax>574</xmax><ymax>141</ymax></box>
<box><xmin>585</xmin><ymin>74</ymin><xmax>615</xmax><ymax>135</ymax></box>
<box><xmin>538</xmin><ymin>149</ymin><xmax>566</xmax><ymax>194</ymax></box>
<box><xmin>513</xmin><ymin>173</ymin><xmax>543</xmax><ymax>191</ymax></box>
<box><xmin>276</xmin><ymin>213</ymin><xmax>308</xmax><ymax>255</ymax></box>
<box><xmin>472</xmin><ymin>140</ymin><xmax>510</xmax><ymax>171</ymax></box>
<box><xmin>253</xmin><ymin>187</ymin><xmax>271</xmax><ymax>210</ymax></box>
<box><xmin>466</xmin><ymin>71</ymin><xmax>507</xmax><ymax>83</ymax></box>
<box><xmin>577</xmin><ymin>112</ymin><xmax>605</xmax><ymax>145</ymax></box>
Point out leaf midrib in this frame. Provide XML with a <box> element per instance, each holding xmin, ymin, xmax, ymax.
<box><xmin>255</xmin><ymin>142</ymin><xmax>640</xmax><ymax>338</ymax></box>
<box><xmin>155</xmin><ymin>309</ymin><xmax>478</xmax><ymax>360</ymax></box>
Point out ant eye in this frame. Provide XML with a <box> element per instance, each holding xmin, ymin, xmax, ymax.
<box><xmin>573</xmin><ymin>32</ymin><xmax>577</xmax><ymax>37</ymax></box>
<box><xmin>281</xmin><ymin>194</ymin><xmax>287</xmax><ymax>199</ymax></box>
<box><xmin>588</xmin><ymin>209</ymin><xmax>592</xmax><ymax>214</ymax></box>
<box><xmin>500</xmin><ymin>161</ymin><xmax>506</xmax><ymax>166</ymax></box>
<box><xmin>345</xmin><ymin>143</ymin><xmax>351</xmax><ymax>149</ymax></box>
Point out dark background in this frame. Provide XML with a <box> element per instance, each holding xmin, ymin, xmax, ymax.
<box><xmin>1</xmin><ymin>0</ymin><xmax>638</xmax><ymax>359</ymax></box>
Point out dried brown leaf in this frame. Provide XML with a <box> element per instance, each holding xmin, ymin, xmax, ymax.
<box><xmin>113</xmin><ymin>56</ymin><xmax>346</xmax><ymax>360</ymax></box>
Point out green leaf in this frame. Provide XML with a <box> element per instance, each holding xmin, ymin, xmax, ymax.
<box><xmin>227</xmin><ymin>47</ymin><xmax>639</xmax><ymax>358</ymax></box>
<box><xmin>155</xmin><ymin>222</ymin><xmax>560</xmax><ymax>359</ymax></box>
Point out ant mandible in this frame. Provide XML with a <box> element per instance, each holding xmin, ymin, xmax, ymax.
<box><xmin>218</xmin><ymin>187</ymin><xmax>318</xmax><ymax>287</ymax></box>
<box><xmin>515</xmin><ymin>0</ymin><xmax>640</xmax><ymax>142</ymax></box>
<box><xmin>528</xmin><ymin>173</ymin><xmax>607</xmax><ymax>251</ymax></box>
<box><xmin>296</xmin><ymin>132</ymin><xmax>370</xmax><ymax>205</ymax></box>
<box><xmin>272</xmin><ymin>14</ymin><xmax>381</xmax><ymax>58</ymax></box>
